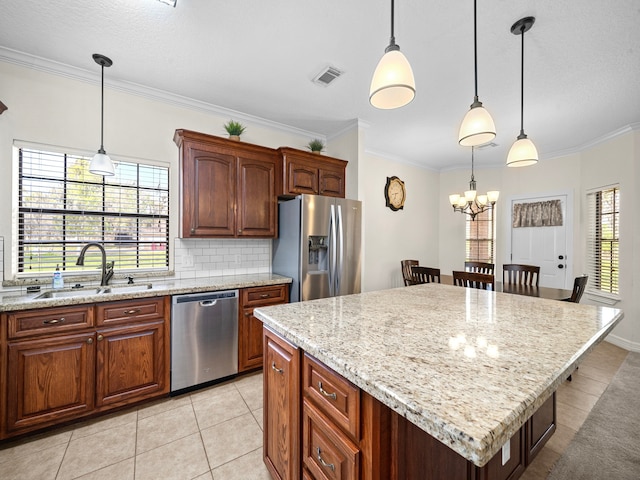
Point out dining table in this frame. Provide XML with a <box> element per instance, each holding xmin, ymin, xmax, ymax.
<box><xmin>440</xmin><ymin>274</ymin><xmax>573</xmax><ymax>301</ymax></box>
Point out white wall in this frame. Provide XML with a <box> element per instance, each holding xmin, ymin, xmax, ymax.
<box><xmin>438</xmin><ymin>130</ymin><xmax>639</xmax><ymax>351</ymax></box>
<box><xmin>360</xmin><ymin>151</ymin><xmax>439</xmax><ymax>292</ymax></box>
<box><xmin>0</xmin><ymin>60</ymin><xmax>317</xmax><ymax>280</ymax></box>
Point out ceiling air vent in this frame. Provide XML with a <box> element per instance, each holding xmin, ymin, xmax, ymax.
<box><xmin>313</xmin><ymin>66</ymin><xmax>344</xmax><ymax>87</ymax></box>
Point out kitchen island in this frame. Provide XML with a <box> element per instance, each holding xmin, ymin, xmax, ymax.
<box><xmin>254</xmin><ymin>283</ymin><xmax>623</xmax><ymax>479</ymax></box>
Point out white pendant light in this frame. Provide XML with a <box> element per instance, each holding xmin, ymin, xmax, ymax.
<box><xmin>90</xmin><ymin>54</ymin><xmax>115</xmax><ymax>176</ymax></box>
<box><xmin>369</xmin><ymin>0</ymin><xmax>415</xmax><ymax>109</ymax></box>
<box><xmin>458</xmin><ymin>0</ymin><xmax>496</xmax><ymax>147</ymax></box>
<box><xmin>507</xmin><ymin>17</ymin><xmax>538</xmax><ymax>167</ymax></box>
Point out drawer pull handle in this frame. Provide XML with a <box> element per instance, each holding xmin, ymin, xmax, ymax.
<box><xmin>316</xmin><ymin>447</ymin><xmax>335</xmax><ymax>471</ymax></box>
<box><xmin>260</xmin><ymin>294</ymin><xmax>270</xmax><ymax>298</ymax></box>
<box><xmin>318</xmin><ymin>381</ymin><xmax>337</xmax><ymax>400</ymax></box>
<box><xmin>124</xmin><ymin>309</ymin><xmax>141</xmax><ymax>315</ymax></box>
<box><xmin>271</xmin><ymin>362</ymin><xmax>284</xmax><ymax>374</ymax></box>
<box><xmin>43</xmin><ymin>317</ymin><xmax>65</xmax><ymax>325</ymax></box>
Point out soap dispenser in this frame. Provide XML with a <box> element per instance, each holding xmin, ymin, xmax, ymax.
<box><xmin>52</xmin><ymin>264</ymin><xmax>64</xmax><ymax>289</ymax></box>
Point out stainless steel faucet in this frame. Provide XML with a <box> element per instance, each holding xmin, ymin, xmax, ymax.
<box><xmin>76</xmin><ymin>242</ymin><xmax>114</xmax><ymax>286</ymax></box>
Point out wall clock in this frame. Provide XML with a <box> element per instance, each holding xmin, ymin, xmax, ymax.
<box><xmin>384</xmin><ymin>176</ymin><xmax>406</xmax><ymax>211</ymax></box>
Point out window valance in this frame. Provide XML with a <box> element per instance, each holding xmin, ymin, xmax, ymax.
<box><xmin>512</xmin><ymin>200</ymin><xmax>563</xmax><ymax>228</ymax></box>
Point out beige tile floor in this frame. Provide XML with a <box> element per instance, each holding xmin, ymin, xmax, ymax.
<box><xmin>0</xmin><ymin>341</ymin><xmax>629</xmax><ymax>480</ymax></box>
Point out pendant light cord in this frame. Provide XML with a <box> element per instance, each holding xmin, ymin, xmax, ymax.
<box><xmin>389</xmin><ymin>0</ymin><xmax>396</xmax><ymax>46</ymax></box>
<box><xmin>473</xmin><ymin>0</ymin><xmax>478</xmax><ymax>100</ymax></box>
<box><xmin>519</xmin><ymin>24</ymin><xmax>525</xmax><ymax>135</ymax></box>
<box><xmin>99</xmin><ymin>63</ymin><xmax>105</xmax><ymax>153</ymax></box>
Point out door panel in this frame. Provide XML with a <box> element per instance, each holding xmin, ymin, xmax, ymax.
<box><xmin>510</xmin><ymin>194</ymin><xmax>569</xmax><ymax>289</ymax></box>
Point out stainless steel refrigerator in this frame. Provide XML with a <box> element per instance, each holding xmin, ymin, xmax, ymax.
<box><xmin>273</xmin><ymin>195</ymin><xmax>362</xmax><ymax>302</ymax></box>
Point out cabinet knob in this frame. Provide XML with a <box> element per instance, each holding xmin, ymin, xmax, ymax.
<box><xmin>43</xmin><ymin>317</ymin><xmax>65</xmax><ymax>325</ymax></box>
<box><xmin>190</xmin><ymin>227</ymin><xmax>195</xmax><ymax>234</ymax></box>
<box><xmin>97</xmin><ymin>334</ymin><xmax>104</xmax><ymax>341</ymax></box>
<box><xmin>238</xmin><ymin>229</ymin><xmax>242</xmax><ymax>233</ymax></box>
<box><xmin>87</xmin><ymin>337</ymin><xmax>94</xmax><ymax>344</ymax></box>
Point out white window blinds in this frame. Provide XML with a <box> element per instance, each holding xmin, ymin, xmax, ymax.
<box><xmin>466</xmin><ymin>206</ymin><xmax>495</xmax><ymax>263</ymax></box>
<box><xmin>18</xmin><ymin>147</ymin><xmax>170</xmax><ymax>275</ymax></box>
<box><xmin>586</xmin><ymin>186</ymin><xmax>619</xmax><ymax>295</ymax></box>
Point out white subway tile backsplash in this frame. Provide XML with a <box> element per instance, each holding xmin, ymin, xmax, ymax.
<box><xmin>174</xmin><ymin>238</ymin><xmax>272</xmax><ymax>277</ymax></box>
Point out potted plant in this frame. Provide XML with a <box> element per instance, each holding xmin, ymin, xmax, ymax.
<box><xmin>223</xmin><ymin>120</ymin><xmax>246</xmax><ymax>141</ymax></box>
<box><xmin>307</xmin><ymin>138</ymin><xmax>325</xmax><ymax>154</ymax></box>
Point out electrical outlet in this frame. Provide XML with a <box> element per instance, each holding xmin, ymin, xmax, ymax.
<box><xmin>501</xmin><ymin>440</ymin><xmax>511</xmax><ymax>465</ymax></box>
<box><xmin>235</xmin><ymin>254</ymin><xmax>241</xmax><ymax>265</ymax></box>
<box><xmin>183</xmin><ymin>255</ymin><xmax>194</xmax><ymax>267</ymax></box>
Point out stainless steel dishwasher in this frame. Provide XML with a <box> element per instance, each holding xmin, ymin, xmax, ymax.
<box><xmin>171</xmin><ymin>290</ymin><xmax>239</xmax><ymax>393</ymax></box>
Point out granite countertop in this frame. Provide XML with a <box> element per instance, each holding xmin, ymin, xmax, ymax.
<box><xmin>0</xmin><ymin>273</ymin><xmax>292</xmax><ymax>312</ymax></box>
<box><xmin>253</xmin><ymin>283</ymin><xmax>623</xmax><ymax>467</ymax></box>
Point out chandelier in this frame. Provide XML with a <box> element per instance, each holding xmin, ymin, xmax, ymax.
<box><xmin>448</xmin><ymin>147</ymin><xmax>499</xmax><ymax>220</ymax></box>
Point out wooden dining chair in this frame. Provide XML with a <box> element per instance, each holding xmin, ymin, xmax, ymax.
<box><xmin>410</xmin><ymin>266</ymin><xmax>441</xmax><ymax>285</ymax></box>
<box><xmin>464</xmin><ymin>261</ymin><xmax>495</xmax><ymax>275</ymax></box>
<box><xmin>452</xmin><ymin>271</ymin><xmax>495</xmax><ymax>290</ymax></box>
<box><xmin>563</xmin><ymin>275</ymin><xmax>588</xmax><ymax>303</ymax></box>
<box><xmin>401</xmin><ymin>260</ymin><xmax>419</xmax><ymax>286</ymax></box>
<box><xmin>503</xmin><ymin>264</ymin><xmax>540</xmax><ymax>286</ymax></box>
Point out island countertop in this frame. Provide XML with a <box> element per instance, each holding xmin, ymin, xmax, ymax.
<box><xmin>253</xmin><ymin>283</ymin><xmax>623</xmax><ymax>467</ymax></box>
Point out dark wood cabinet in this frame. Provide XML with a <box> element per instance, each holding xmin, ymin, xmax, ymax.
<box><xmin>525</xmin><ymin>392</ymin><xmax>556</xmax><ymax>464</ymax></box>
<box><xmin>278</xmin><ymin>147</ymin><xmax>347</xmax><ymax>198</ymax></box>
<box><xmin>263</xmin><ymin>326</ymin><xmax>300</xmax><ymax>480</ymax></box>
<box><xmin>174</xmin><ymin>129</ymin><xmax>279</xmax><ymax>238</ymax></box>
<box><xmin>6</xmin><ymin>331</ymin><xmax>96</xmax><ymax>433</ymax></box>
<box><xmin>1</xmin><ymin>297</ymin><xmax>170</xmax><ymax>439</ymax></box>
<box><xmin>239</xmin><ymin>284</ymin><xmax>289</xmax><ymax>373</ymax></box>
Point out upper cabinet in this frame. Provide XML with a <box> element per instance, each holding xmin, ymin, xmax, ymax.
<box><xmin>278</xmin><ymin>147</ymin><xmax>347</xmax><ymax>198</ymax></box>
<box><xmin>174</xmin><ymin>130</ymin><xmax>280</xmax><ymax>238</ymax></box>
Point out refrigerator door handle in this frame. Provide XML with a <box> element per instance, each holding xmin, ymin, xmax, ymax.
<box><xmin>336</xmin><ymin>204</ymin><xmax>344</xmax><ymax>294</ymax></box>
<box><xmin>329</xmin><ymin>204</ymin><xmax>337</xmax><ymax>296</ymax></box>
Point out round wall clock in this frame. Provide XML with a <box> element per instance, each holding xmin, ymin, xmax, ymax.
<box><xmin>384</xmin><ymin>176</ymin><xmax>406</xmax><ymax>211</ymax></box>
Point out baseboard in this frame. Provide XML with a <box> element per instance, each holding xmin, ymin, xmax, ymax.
<box><xmin>604</xmin><ymin>333</ymin><xmax>640</xmax><ymax>353</ymax></box>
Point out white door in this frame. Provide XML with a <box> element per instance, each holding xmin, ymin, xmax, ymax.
<box><xmin>509</xmin><ymin>193</ymin><xmax>571</xmax><ymax>289</ymax></box>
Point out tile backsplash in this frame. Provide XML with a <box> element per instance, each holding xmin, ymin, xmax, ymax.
<box><xmin>173</xmin><ymin>238</ymin><xmax>271</xmax><ymax>279</ymax></box>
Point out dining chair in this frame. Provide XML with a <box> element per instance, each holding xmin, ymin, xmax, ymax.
<box><xmin>452</xmin><ymin>270</ymin><xmax>495</xmax><ymax>290</ymax></box>
<box><xmin>563</xmin><ymin>275</ymin><xmax>588</xmax><ymax>303</ymax></box>
<box><xmin>503</xmin><ymin>264</ymin><xmax>540</xmax><ymax>286</ymax></box>
<box><xmin>401</xmin><ymin>260</ymin><xmax>419</xmax><ymax>286</ymax></box>
<box><xmin>464</xmin><ymin>261</ymin><xmax>495</xmax><ymax>275</ymax></box>
<box><xmin>410</xmin><ymin>266</ymin><xmax>441</xmax><ymax>285</ymax></box>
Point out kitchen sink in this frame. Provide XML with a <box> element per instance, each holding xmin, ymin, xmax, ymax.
<box><xmin>100</xmin><ymin>284</ymin><xmax>153</xmax><ymax>294</ymax></box>
<box><xmin>35</xmin><ymin>288</ymin><xmax>103</xmax><ymax>299</ymax></box>
<box><xmin>34</xmin><ymin>283</ymin><xmax>153</xmax><ymax>300</ymax></box>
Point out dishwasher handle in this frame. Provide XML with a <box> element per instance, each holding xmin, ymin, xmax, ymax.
<box><xmin>199</xmin><ymin>299</ymin><xmax>218</xmax><ymax>307</ymax></box>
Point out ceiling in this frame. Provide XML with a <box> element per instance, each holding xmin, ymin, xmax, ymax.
<box><xmin>1</xmin><ymin>0</ymin><xmax>639</xmax><ymax>170</ymax></box>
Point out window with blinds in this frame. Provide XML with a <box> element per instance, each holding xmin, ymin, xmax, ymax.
<box><xmin>466</xmin><ymin>206</ymin><xmax>495</xmax><ymax>263</ymax></box>
<box><xmin>18</xmin><ymin>147</ymin><xmax>169</xmax><ymax>276</ymax></box>
<box><xmin>586</xmin><ymin>186</ymin><xmax>619</xmax><ymax>295</ymax></box>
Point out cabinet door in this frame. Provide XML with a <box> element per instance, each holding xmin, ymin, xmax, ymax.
<box><xmin>95</xmin><ymin>320</ymin><xmax>168</xmax><ymax>408</ymax></box>
<box><xmin>239</xmin><ymin>308</ymin><xmax>265</xmax><ymax>372</ymax></box>
<box><xmin>183</xmin><ymin>147</ymin><xmax>236</xmax><ymax>237</ymax></box>
<box><xmin>286</xmin><ymin>158</ymin><xmax>319</xmax><ymax>196</ymax></box>
<box><xmin>264</xmin><ymin>327</ymin><xmax>300</xmax><ymax>480</ymax></box>
<box><xmin>319</xmin><ymin>166</ymin><xmax>345</xmax><ymax>198</ymax></box>
<box><xmin>6</xmin><ymin>332</ymin><xmax>95</xmax><ymax>433</ymax></box>
<box><xmin>237</xmin><ymin>155</ymin><xmax>278</xmax><ymax>237</ymax></box>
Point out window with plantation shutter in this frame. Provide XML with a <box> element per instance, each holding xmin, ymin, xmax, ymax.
<box><xmin>466</xmin><ymin>206</ymin><xmax>495</xmax><ymax>264</ymax></box>
<box><xmin>17</xmin><ymin>147</ymin><xmax>169</xmax><ymax>276</ymax></box>
<box><xmin>586</xmin><ymin>186</ymin><xmax>619</xmax><ymax>296</ymax></box>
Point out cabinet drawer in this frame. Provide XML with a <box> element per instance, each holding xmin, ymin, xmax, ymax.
<box><xmin>96</xmin><ymin>297</ymin><xmax>165</xmax><ymax>326</ymax></box>
<box><xmin>303</xmin><ymin>354</ymin><xmax>360</xmax><ymax>441</ymax></box>
<box><xmin>7</xmin><ymin>305</ymin><xmax>94</xmax><ymax>339</ymax></box>
<box><xmin>303</xmin><ymin>399</ymin><xmax>359</xmax><ymax>480</ymax></box>
<box><xmin>242</xmin><ymin>284</ymin><xmax>288</xmax><ymax>307</ymax></box>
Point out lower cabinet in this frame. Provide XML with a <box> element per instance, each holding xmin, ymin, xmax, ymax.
<box><xmin>263</xmin><ymin>327</ymin><xmax>300</xmax><ymax>480</ymax></box>
<box><xmin>239</xmin><ymin>284</ymin><xmax>289</xmax><ymax>372</ymax></box>
<box><xmin>1</xmin><ymin>297</ymin><xmax>170</xmax><ymax>439</ymax></box>
<box><xmin>263</xmin><ymin>328</ymin><xmax>557</xmax><ymax>480</ymax></box>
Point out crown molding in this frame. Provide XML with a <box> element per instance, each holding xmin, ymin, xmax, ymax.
<box><xmin>0</xmin><ymin>46</ymin><xmax>322</xmax><ymax>140</ymax></box>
